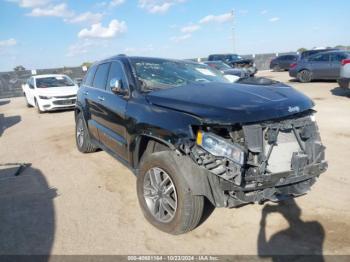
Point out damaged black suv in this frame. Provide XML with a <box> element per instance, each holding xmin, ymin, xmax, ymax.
<box><xmin>75</xmin><ymin>55</ymin><xmax>327</xmax><ymax>235</ymax></box>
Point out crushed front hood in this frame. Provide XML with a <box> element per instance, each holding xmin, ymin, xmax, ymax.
<box><xmin>146</xmin><ymin>82</ymin><xmax>314</xmax><ymax>124</ymax></box>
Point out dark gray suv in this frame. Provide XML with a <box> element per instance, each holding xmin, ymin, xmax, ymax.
<box><xmin>289</xmin><ymin>51</ymin><xmax>350</xmax><ymax>83</ymax></box>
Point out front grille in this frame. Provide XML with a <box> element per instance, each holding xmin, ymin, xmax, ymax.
<box><xmin>53</xmin><ymin>95</ymin><xmax>76</xmax><ymax>99</ymax></box>
<box><xmin>53</xmin><ymin>99</ymin><xmax>76</xmax><ymax>105</ymax></box>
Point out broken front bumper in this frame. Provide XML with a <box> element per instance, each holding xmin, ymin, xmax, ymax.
<box><xmin>185</xmin><ymin>112</ymin><xmax>328</xmax><ymax>208</ymax></box>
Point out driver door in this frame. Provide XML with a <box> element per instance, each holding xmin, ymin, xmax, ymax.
<box><xmin>96</xmin><ymin>61</ymin><xmax>129</xmax><ymax>160</ymax></box>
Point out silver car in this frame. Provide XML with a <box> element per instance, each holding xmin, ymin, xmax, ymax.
<box><xmin>289</xmin><ymin>51</ymin><xmax>350</xmax><ymax>83</ymax></box>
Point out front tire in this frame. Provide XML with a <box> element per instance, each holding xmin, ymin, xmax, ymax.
<box><xmin>297</xmin><ymin>69</ymin><xmax>312</xmax><ymax>83</ymax></box>
<box><xmin>24</xmin><ymin>93</ymin><xmax>32</xmax><ymax>108</ymax></box>
<box><xmin>35</xmin><ymin>98</ymin><xmax>43</xmax><ymax>114</ymax></box>
<box><xmin>137</xmin><ymin>151</ymin><xmax>204</xmax><ymax>235</ymax></box>
<box><xmin>75</xmin><ymin>112</ymin><xmax>97</xmax><ymax>153</ymax></box>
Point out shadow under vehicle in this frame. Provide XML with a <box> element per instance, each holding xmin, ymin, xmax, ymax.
<box><xmin>75</xmin><ymin>55</ymin><xmax>327</xmax><ymax>235</ymax></box>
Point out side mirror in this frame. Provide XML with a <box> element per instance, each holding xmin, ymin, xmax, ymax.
<box><xmin>110</xmin><ymin>78</ymin><xmax>127</xmax><ymax>95</ymax></box>
<box><xmin>29</xmin><ymin>84</ymin><xmax>35</xmax><ymax>89</ymax></box>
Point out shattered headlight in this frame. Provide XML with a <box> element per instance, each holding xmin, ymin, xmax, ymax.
<box><xmin>196</xmin><ymin>131</ymin><xmax>245</xmax><ymax>165</ymax></box>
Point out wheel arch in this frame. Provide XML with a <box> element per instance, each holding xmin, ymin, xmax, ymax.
<box><xmin>298</xmin><ymin>68</ymin><xmax>311</xmax><ymax>73</ymax></box>
<box><xmin>132</xmin><ymin>134</ymin><xmax>175</xmax><ymax>171</ymax></box>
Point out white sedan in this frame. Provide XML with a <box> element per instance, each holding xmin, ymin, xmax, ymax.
<box><xmin>22</xmin><ymin>74</ymin><xmax>79</xmax><ymax>113</ymax></box>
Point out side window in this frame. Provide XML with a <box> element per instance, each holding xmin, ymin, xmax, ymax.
<box><xmin>83</xmin><ymin>65</ymin><xmax>97</xmax><ymax>86</ymax></box>
<box><xmin>92</xmin><ymin>63</ymin><xmax>110</xmax><ymax>90</ymax></box>
<box><xmin>28</xmin><ymin>78</ymin><xmax>34</xmax><ymax>89</ymax></box>
<box><xmin>310</xmin><ymin>54</ymin><xmax>329</xmax><ymax>62</ymax></box>
<box><xmin>331</xmin><ymin>53</ymin><xmax>346</xmax><ymax>62</ymax></box>
<box><xmin>107</xmin><ymin>61</ymin><xmax>128</xmax><ymax>92</ymax></box>
<box><xmin>30</xmin><ymin>78</ymin><xmax>35</xmax><ymax>89</ymax></box>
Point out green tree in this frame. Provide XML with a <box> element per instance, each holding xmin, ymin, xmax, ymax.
<box><xmin>13</xmin><ymin>65</ymin><xmax>26</xmax><ymax>72</ymax></box>
<box><xmin>81</xmin><ymin>62</ymin><xmax>92</xmax><ymax>68</ymax></box>
<box><xmin>297</xmin><ymin>48</ymin><xmax>307</xmax><ymax>53</ymax></box>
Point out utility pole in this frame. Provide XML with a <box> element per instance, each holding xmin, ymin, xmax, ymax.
<box><xmin>231</xmin><ymin>9</ymin><xmax>236</xmax><ymax>53</ymax></box>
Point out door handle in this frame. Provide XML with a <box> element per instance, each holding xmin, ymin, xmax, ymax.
<box><xmin>98</xmin><ymin>96</ymin><xmax>105</xmax><ymax>101</ymax></box>
<box><xmin>83</xmin><ymin>91</ymin><xmax>89</xmax><ymax>95</ymax></box>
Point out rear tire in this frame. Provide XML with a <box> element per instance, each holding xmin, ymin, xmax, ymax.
<box><xmin>75</xmin><ymin>112</ymin><xmax>97</xmax><ymax>153</ymax></box>
<box><xmin>273</xmin><ymin>65</ymin><xmax>281</xmax><ymax>72</ymax></box>
<box><xmin>297</xmin><ymin>70</ymin><xmax>312</xmax><ymax>83</ymax></box>
<box><xmin>137</xmin><ymin>151</ymin><xmax>205</xmax><ymax>235</ymax></box>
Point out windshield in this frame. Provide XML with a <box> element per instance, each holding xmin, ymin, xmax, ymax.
<box><xmin>35</xmin><ymin>76</ymin><xmax>75</xmax><ymax>88</ymax></box>
<box><xmin>227</xmin><ymin>55</ymin><xmax>242</xmax><ymax>60</ymax></box>
<box><xmin>130</xmin><ymin>58</ymin><xmax>230</xmax><ymax>91</ymax></box>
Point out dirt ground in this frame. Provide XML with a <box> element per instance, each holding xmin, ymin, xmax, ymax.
<box><xmin>1</xmin><ymin>71</ymin><xmax>350</xmax><ymax>257</ymax></box>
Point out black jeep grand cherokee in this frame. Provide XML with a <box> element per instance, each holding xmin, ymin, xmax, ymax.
<box><xmin>75</xmin><ymin>55</ymin><xmax>327</xmax><ymax>235</ymax></box>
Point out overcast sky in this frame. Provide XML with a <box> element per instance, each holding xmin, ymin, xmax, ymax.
<box><xmin>0</xmin><ymin>0</ymin><xmax>349</xmax><ymax>71</ymax></box>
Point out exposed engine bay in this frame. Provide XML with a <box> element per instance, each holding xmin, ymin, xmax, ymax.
<box><xmin>180</xmin><ymin>111</ymin><xmax>328</xmax><ymax>207</ymax></box>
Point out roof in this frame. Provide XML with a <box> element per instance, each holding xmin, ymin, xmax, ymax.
<box><xmin>97</xmin><ymin>55</ymin><xmax>197</xmax><ymax>65</ymax></box>
<box><xmin>32</xmin><ymin>74</ymin><xmax>68</xmax><ymax>79</ymax></box>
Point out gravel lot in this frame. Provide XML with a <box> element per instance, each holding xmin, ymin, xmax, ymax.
<box><xmin>1</xmin><ymin>71</ymin><xmax>350</xmax><ymax>256</ymax></box>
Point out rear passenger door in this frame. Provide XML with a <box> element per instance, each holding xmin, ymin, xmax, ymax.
<box><xmin>330</xmin><ymin>53</ymin><xmax>347</xmax><ymax>79</ymax></box>
<box><xmin>284</xmin><ymin>55</ymin><xmax>297</xmax><ymax>69</ymax></box>
<box><xmin>278</xmin><ymin>56</ymin><xmax>289</xmax><ymax>69</ymax></box>
<box><xmin>95</xmin><ymin>61</ymin><xmax>129</xmax><ymax>161</ymax></box>
<box><xmin>84</xmin><ymin>63</ymin><xmax>111</xmax><ymax>141</ymax></box>
<box><xmin>309</xmin><ymin>53</ymin><xmax>331</xmax><ymax>79</ymax></box>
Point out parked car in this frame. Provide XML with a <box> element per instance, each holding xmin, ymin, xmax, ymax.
<box><xmin>289</xmin><ymin>51</ymin><xmax>350</xmax><ymax>83</ymax></box>
<box><xmin>22</xmin><ymin>74</ymin><xmax>78</xmax><ymax>113</ymax></box>
<box><xmin>204</xmin><ymin>61</ymin><xmax>250</xmax><ymax>82</ymax></box>
<box><xmin>270</xmin><ymin>54</ymin><xmax>299</xmax><ymax>71</ymax></box>
<box><xmin>75</xmin><ymin>55</ymin><xmax>327</xmax><ymax>235</ymax></box>
<box><xmin>338</xmin><ymin>57</ymin><xmax>350</xmax><ymax>89</ymax></box>
<box><xmin>208</xmin><ymin>54</ymin><xmax>257</xmax><ymax>76</ymax></box>
<box><xmin>299</xmin><ymin>48</ymin><xmax>339</xmax><ymax>61</ymax></box>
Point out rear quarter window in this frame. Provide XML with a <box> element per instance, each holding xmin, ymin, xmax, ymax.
<box><xmin>83</xmin><ymin>65</ymin><xmax>97</xmax><ymax>86</ymax></box>
<box><xmin>92</xmin><ymin>63</ymin><xmax>110</xmax><ymax>90</ymax></box>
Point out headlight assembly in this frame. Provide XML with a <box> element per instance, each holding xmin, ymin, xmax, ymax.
<box><xmin>196</xmin><ymin>131</ymin><xmax>245</xmax><ymax>165</ymax></box>
<box><xmin>39</xmin><ymin>95</ymin><xmax>52</xmax><ymax>99</ymax></box>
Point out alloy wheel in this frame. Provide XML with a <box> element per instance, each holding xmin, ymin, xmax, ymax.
<box><xmin>299</xmin><ymin>70</ymin><xmax>312</xmax><ymax>82</ymax></box>
<box><xmin>143</xmin><ymin>167</ymin><xmax>177</xmax><ymax>223</ymax></box>
<box><xmin>76</xmin><ymin>118</ymin><xmax>85</xmax><ymax>148</ymax></box>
